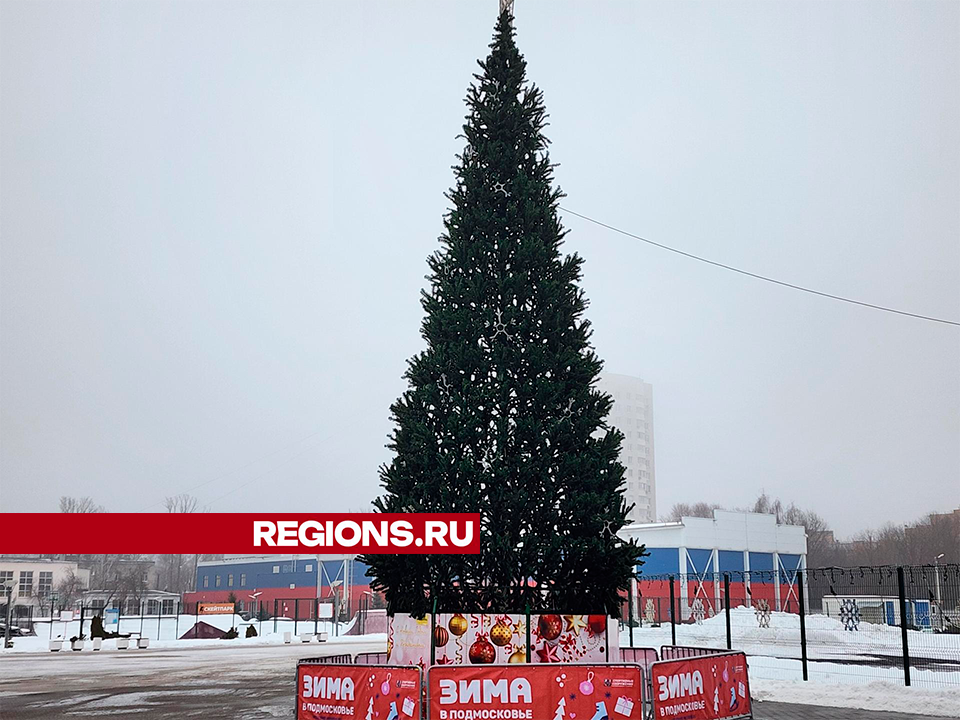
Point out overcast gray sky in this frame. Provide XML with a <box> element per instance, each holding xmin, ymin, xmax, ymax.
<box><xmin>1</xmin><ymin>1</ymin><xmax>957</xmax><ymax>537</ymax></box>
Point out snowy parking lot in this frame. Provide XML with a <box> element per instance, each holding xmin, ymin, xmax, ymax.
<box><xmin>0</xmin><ymin>636</ymin><xmax>384</xmax><ymax>719</ymax></box>
<box><xmin>2</xmin><ymin>631</ymin><xmax>960</xmax><ymax>719</ymax></box>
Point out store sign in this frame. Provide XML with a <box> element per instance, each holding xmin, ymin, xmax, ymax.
<box><xmin>428</xmin><ymin>664</ymin><xmax>643</xmax><ymax>720</ymax></box>
<box><xmin>297</xmin><ymin>664</ymin><xmax>421</xmax><ymax>720</ymax></box>
<box><xmin>650</xmin><ymin>652</ymin><xmax>751</xmax><ymax>719</ymax></box>
<box><xmin>198</xmin><ymin>603</ymin><xmax>235</xmax><ymax>615</ymax></box>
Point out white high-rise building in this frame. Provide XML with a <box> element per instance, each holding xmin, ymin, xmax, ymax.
<box><xmin>596</xmin><ymin>373</ymin><xmax>656</xmax><ymax>523</ymax></box>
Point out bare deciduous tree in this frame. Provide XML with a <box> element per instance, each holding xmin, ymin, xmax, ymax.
<box><xmin>59</xmin><ymin>496</ymin><xmax>105</xmax><ymax>513</ymax></box>
<box><xmin>163</xmin><ymin>493</ymin><xmax>201</xmax><ymax>514</ymax></box>
<box><xmin>660</xmin><ymin>502</ymin><xmax>721</xmax><ymax>522</ymax></box>
<box><xmin>157</xmin><ymin>494</ymin><xmax>209</xmax><ymax>593</ymax></box>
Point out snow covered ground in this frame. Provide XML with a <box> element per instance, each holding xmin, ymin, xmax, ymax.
<box><xmin>5</xmin><ymin>612</ymin><xmax>365</xmax><ymax>653</ymax></box>
<box><xmin>620</xmin><ymin>606</ymin><xmax>960</xmax><ymax>705</ymax></box>
<box><xmin>750</xmin><ymin>676</ymin><xmax>960</xmax><ymax>717</ymax></box>
<box><xmin>3</xmin><ymin>608</ymin><xmax>958</xmax><ymax>715</ymax></box>
<box><xmin>0</xmin><ymin>635</ymin><xmax>388</xmax><ymax>719</ymax></box>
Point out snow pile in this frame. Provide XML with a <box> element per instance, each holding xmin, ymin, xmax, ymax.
<box><xmin>620</xmin><ymin>608</ymin><xmax>960</xmax><ymax>690</ymax></box>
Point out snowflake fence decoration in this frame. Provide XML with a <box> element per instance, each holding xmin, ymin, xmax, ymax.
<box><xmin>492</xmin><ymin>181</ymin><xmax>508</xmax><ymax>196</ymax></box>
<box><xmin>754</xmin><ymin>599</ymin><xmax>771</xmax><ymax>629</ymax></box>
<box><xmin>839</xmin><ymin>599</ymin><xmax>860</xmax><ymax>632</ymax></box>
<box><xmin>691</xmin><ymin>599</ymin><xmax>706</xmax><ymax>626</ymax></box>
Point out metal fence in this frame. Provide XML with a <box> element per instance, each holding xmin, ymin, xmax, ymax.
<box><xmin>620</xmin><ymin>564</ymin><xmax>960</xmax><ymax>689</ymax></box>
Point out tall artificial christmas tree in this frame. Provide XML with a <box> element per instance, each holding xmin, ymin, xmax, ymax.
<box><xmin>364</xmin><ymin>8</ymin><xmax>642</xmax><ymax>617</ymax></box>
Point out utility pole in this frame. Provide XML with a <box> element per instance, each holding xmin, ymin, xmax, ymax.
<box><xmin>934</xmin><ymin>553</ymin><xmax>945</xmax><ymax>630</ymax></box>
<box><xmin>330</xmin><ymin>580</ymin><xmax>343</xmax><ymax>636</ymax></box>
<box><xmin>2</xmin><ymin>579</ymin><xmax>17</xmax><ymax>648</ymax></box>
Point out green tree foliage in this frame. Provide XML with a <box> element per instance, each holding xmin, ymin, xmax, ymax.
<box><xmin>364</xmin><ymin>10</ymin><xmax>642</xmax><ymax>617</ymax></box>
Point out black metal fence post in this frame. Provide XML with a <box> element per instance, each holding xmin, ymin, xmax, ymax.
<box><xmin>195</xmin><ymin>602</ymin><xmax>199</xmax><ymax>639</ymax></box>
<box><xmin>294</xmin><ymin>599</ymin><xmax>299</xmax><ymax>636</ymax></box>
<box><xmin>897</xmin><ymin>566</ymin><xmax>911</xmax><ymax>687</ymax></box>
<box><xmin>723</xmin><ymin>573</ymin><xmax>732</xmax><ymax>650</ymax></box>
<box><xmin>273</xmin><ymin>599</ymin><xmax>278</xmax><ymax>634</ymax></box>
<box><xmin>669</xmin><ymin>575</ymin><xmax>677</xmax><ymax>646</ymax></box>
<box><xmin>525</xmin><ymin>604</ymin><xmax>532</xmax><ymax>662</ymax></box>
<box><xmin>430</xmin><ymin>597</ymin><xmax>437</xmax><ymax>666</ymax></box>
<box><xmin>314</xmin><ymin>598</ymin><xmax>319</xmax><ymax>636</ymax></box>
<box><xmin>628</xmin><ymin>581</ymin><xmax>635</xmax><ymax>648</ymax></box>
<box><xmin>796</xmin><ymin>570</ymin><xmax>808</xmax><ymax>681</ymax></box>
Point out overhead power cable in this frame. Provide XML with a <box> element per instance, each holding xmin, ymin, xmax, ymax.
<box><xmin>560</xmin><ymin>206</ymin><xmax>959</xmax><ymax>327</ymax></box>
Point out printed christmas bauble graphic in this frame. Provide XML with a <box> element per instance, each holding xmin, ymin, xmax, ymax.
<box><xmin>508</xmin><ymin>646</ymin><xmax>526</xmax><ymax>663</ymax></box>
<box><xmin>490</xmin><ymin>619</ymin><xmax>512</xmax><ymax>646</ymax></box>
<box><xmin>433</xmin><ymin>625</ymin><xmax>449</xmax><ymax>648</ymax></box>
<box><xmin>448</xmin><ymin>613</ymin><xmax>468</xmax><ymax>637</ymax></box>
<box><xmin>587</xmin><ymin>614</ymin><xmax>607</xmax><ymax>635</ymax></box>
<box><xmin>579</xmin><ymin>670</ymin><xmax>595</xmax><ymax>696</ymax></box>
<box><xmin>469</xmin><ymin>636</ymin><xmax>496</xmax><ymax>664</ymax></box>
<box><xmin>538</xmin><ymin>614</ymin><xmax>562</xmax><ymax>641</ymax></box>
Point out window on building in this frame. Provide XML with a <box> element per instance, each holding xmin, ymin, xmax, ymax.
<box><xmin>18</xmin><ymin>571</ymin><xmax>33</xmax><ymax>597</ymax></box>
<box><xmin>38</xmin><ymin>571</ymin><xmax>53</xmax><ymax>598</ymax></box>
<box><xmin>228</xmin><ymin>574</ymin><xmax>234</xmax><ymax>587</ymax></box>
<box><xmin>240</xmin><ymin>574</ymin><xmax>246</xmax><ymax>587</ymax></box>
<box><xmin>161</xmin><ymin>599</ymin><xmax>176</xmax><ymax>615</ymax></box>
<box><xmin>305</xmin><ymin>564</ymin><xmax>313</xmax><ymax>572</ymax></box>
<box><xmin>273</xmin><ymin>566</ymin><xmax>280</xmax><ymax>574</ymax></box>
<box><xmin>203</xmin><ymin>576</ymin><xmax>209</xmax><ymax>588</ymax></box>
<box><xmin>289</xmin><ymin>583</ymin><xmax>295</xmax><ymax>590</ymax></box>
<box><xmin>0</xmin><ymin>570</ymin><xmax>14</xmax><ymax>597</ymax></box>
<box><xmin>145</xmin><ymin>599</ymin><xmax>160</xmax><ymax>615</ymax></box>
<box><xmin>125</xmin><ymin>598</ymin><xmax>140</xmax><ymax>615</ymax></box>
<box><xmin>215</xmin><ymin>575</ymin><xmax>222</xmax><ymax>588</ymax></box>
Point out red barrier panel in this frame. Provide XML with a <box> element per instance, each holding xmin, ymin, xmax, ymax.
<box><xmin>428</xmin><ymin>664</ymin><xmax>643</xmax><ymax>720</ymax></box>
<box><xmin>650</xmin><ymin>651</ymin><xmax>752</xmax><ymax>720</ymax></box>
<box><xmin>297</xmin><ymin>663</ymin><xmax>422</xmax><ymax>720</ymax></box>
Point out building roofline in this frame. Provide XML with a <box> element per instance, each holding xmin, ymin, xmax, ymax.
<box><xmin>197</xmin><ymin>555</ymin><xmax>357</xmax><ymax>568</ymax></box>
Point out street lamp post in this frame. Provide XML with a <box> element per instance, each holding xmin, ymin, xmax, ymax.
<box><xmin>2</xmin><ymin>579</ymin><xmax>17</xmax><ymax>649</ymax></box>
<box><xmin>934</xmin><ymin>554</ymin><xmax>945</xmax><ymax>630</ymax></box>
<box><xmin>330</xmin><ymin>580</ymin><xmax>343</xmax><ymax>637</ymax></box>
<box><xmin>248</xmin><ymin>591</ymin><xmax>262</xmax><ymax>634</ymax></box>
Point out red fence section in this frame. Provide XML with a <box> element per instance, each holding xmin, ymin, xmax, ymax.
<box><xmin>297</xmin><ymin>662</ymin><xmax>421</xmax><ymax>720</ymax></box>
<box><xmin>650</xmin><ymin>651</ymin><xmax>752</xmax><ymax>720</ymax></box>
<box><xmin>427</xmin><ymin>664</ymin><xmax>643</xmax><ymax>720</ymax></box>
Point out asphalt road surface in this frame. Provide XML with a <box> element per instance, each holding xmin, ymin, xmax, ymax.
<box><xmin>0</xmin><ymin>642</ymin><xmax>956</xmax><ymax>720</ymax></box>
<box><xmin>0</xmin><ymin>640</ymin><xmax>378</xmax><ymax>719</ymax></box>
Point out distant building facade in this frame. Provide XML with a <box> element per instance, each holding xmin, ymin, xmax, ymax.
<box><xmin>0</xmin><ymin>556</ymin><xmax>90</xmax><ymax>618</ymax></box>
<box><xmin>597</xmin><ymin>372</ymin><xmax>656</xmax><ymax>523</ymax></box>
<box><xmin>182</xmin><ymin>554</ymin><xmax>374</xmax><ymax>618</ymax></box>
<box><xmin>619</xmin><ymin>510</ymin><xmax>808</xmax><ymax>621</ymax></box>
